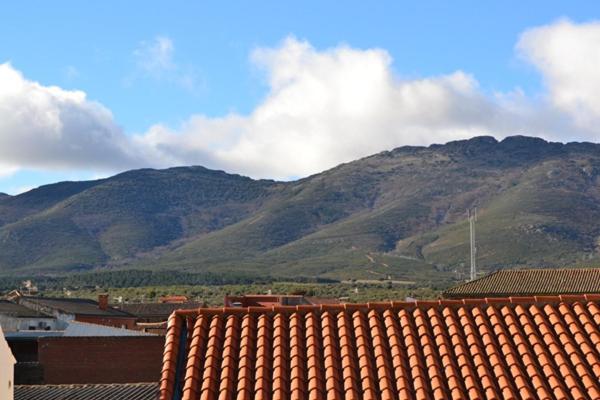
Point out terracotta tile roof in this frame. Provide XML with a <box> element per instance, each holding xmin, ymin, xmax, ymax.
<box><xmin>158</xmin><ymin>295</ymin><xmax>600</xmax><ymax>400</ymax></box>
<box><xmin>160</xmin><ymin>295</ymin><xmax>190</xmax><ymax>303</ymax></box>
<box><xmin>444</xmin><ymin>268</ymin><xmax>600</xmax><ymax>298</ymax></box>
<box><xmin>15</xmin><ymin>382</ymin><xmax>158</xmax><ymax>400</ymax></box>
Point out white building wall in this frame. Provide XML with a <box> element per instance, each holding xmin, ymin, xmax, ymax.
<box><xmin>0</xmin><ymin>325</ymin><xmax>16</xmax><ymax>400</ymax></box>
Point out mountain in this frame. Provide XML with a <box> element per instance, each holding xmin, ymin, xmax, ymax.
<box><xmin>0</xmin><ymin>167</ymin><xmax>277</xmax><ymax>273</ymax></box>
<box><xmin>2</xmin><ymin>135</ymin><xmax>600</xmax><ymax>285</ymax></box>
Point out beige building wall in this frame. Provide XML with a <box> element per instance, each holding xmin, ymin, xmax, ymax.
<box><xmin>0</xmin><ymin>325</ymin><xmax>16</xmax><ymax>400</ymax></box>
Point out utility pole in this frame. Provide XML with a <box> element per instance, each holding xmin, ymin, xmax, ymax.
<box><xmin>468</xmin><ymin>208</ymin><xmax>477</xmax><ymax>281</ymax></box>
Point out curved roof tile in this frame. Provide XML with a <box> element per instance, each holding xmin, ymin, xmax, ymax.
<box><xmin>160</xmin><ymin>296</ymin><xmax>600</xmax><ymax>400</ymax></box>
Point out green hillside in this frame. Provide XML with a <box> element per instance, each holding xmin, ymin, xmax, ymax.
<box><xmin>2</xmin><ymin>135</ymin><xmax>600</xmax><ymax>286</ymax></box>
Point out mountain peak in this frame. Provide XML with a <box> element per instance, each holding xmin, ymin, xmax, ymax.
<box><xmin>500</xmin><ymin>135</ymin><xmax>548</xmax><ymax>146</ymax></box>
<box><xmin>430</xmin><ymin>135</ymin><xmax>497</xmax><ymax>151</ymax></box>
<box><xmin>425</xmin><ymin>134</ymin><xmax>572</xmax><ymax>166</ymax></box>
<box><xmin>449</xmin><ymin>135</ymin><xmax>498</xmax><ymax>146</ymax></box>
<box><xmin>437</xmin><ymin>134</ymin><xmax>556</xmax><ymax>150</ymax></box>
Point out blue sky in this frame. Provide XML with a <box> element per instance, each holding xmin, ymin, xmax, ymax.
<box><xmin>1</xmin><ymin>1</ymin><xmax>600</xmax><ymax>194</ymax></box>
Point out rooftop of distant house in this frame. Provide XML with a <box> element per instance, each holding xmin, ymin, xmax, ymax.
<box><xmin>114</xmin><ymin>301</ymin><xmax>206</xmax><ymax>318</ymax></box>
<box><xmin>19</xmin><ymin>295</ymin><xmax>134</xmax><ymax>318</ymax></box>
<box><xmin>224</xmin><ymin>294</ymin><xmax>340</xmax><ymax>307</ymax></box>
<box><xmin>159</xmin><ymin>294</ymin><xmax>600</xmax><ymax>400</ymax></box>
<box><xmin>4</xmin><ymin>320</ymin><xmax>156</xmax><ymax>339</ymax></box>
<box><xmin>444</xmin><ymin>267</ymin><xmax>600</xmax><ymax>298</ymax></box>
<box><xmin>0</xmin><ymin>300</ymin><xmax>52</xmax><ymax>318</ymax></box>
<box><xmin>14</xmin><ymin>382</ymin><xmax>158</xmax><ymax>400</ymax></box>
<box><xmin>158</xmin><ymin>295</ymin><xmax>189</xmax><ymax>303</ymax></box>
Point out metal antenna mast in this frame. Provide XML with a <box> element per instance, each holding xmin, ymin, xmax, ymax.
<box><xmin>468</xmin><ymin>208</ymin><xmax>477</xmax><ymax>281</ymax></box>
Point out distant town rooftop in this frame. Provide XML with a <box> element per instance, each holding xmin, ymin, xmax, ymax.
<box><xmin>19</xmin><ymin>296</ymin><xmax>134</xmax><ymax>318</ymax></box>
<box><xmin>224</xmin><ymin>294</ymin><xmax>340</xmax><ymax>307</ymax></box>
<box><xmin>4</xmin><ymin>320</ymin><xmax>156</xmax><ymax>339</ymax></box>
<box><xmin>444</xmin><ymin>268</ymin><xmax>600</xmax><ymax>298</ymax></box>
<box><xmin>0</xmin><ymin>300</ymin><xmax>52</xmax><ymax>318</ymax></box>
<box><xmin>114</xmin><ymin>301</ymin><xmax>205</xmax><ymax>319</ymax></box>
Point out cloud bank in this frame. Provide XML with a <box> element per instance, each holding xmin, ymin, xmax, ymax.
<box><xmin>2</xmin><ymin>19</ymin><xmax>600</xmax><ymax>182</ymax></box>
<box><xmin>0</xmin><ymin>63</ymin><xmax>144</xmax><ymax>176</ymax></box>
<box><xmin>518</xmin><ymin>19</ymin><xmax>600</xmax><ymax>131</ymax></box>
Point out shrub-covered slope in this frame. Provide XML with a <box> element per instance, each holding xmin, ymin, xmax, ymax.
<box><xmin>3</xmin><ymin>136</ymin><xmax>600</xmax><ymax>284</ymax></box>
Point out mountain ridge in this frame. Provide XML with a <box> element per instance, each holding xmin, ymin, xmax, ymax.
<box><xmin>2</xmin><ymin>135</ymin><xmax>600</xmax><ymax>285</ymax></box>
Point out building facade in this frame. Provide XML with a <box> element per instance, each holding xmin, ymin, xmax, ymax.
<box><xmin>0</xmin><ymin>326</ymin><xmax>16</xmax><ymax>400</ymax></box>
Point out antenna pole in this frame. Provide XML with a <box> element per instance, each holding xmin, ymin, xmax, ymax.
<box><xmin>469</xmin><ymin>208</ymin><xmax>477</xmax><ymax>281</ymax></box>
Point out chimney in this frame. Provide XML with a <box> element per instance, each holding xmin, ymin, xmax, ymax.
<box><xmin>98</xmin><ymin>294</ymin><xmax>109</xmax><ymax>311</ymax></box>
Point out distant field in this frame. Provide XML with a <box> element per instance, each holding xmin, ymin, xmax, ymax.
<box><xmin>42</xmin><ymin>282</ymin><xmax>441</xmax><ymax>306</ymax></box>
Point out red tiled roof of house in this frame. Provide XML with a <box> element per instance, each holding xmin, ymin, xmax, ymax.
<box><xmin>160</xmin><ymin>296</ymin><xmax>190</xmax><ymax>304</ymax></box>
<box><xmin>159</xmin><ymin>295</ymin><xmax>600</xmax><ymax>400</ymax></box>
<box><xmin>444</xmin><ymin>268</ymin><xmax>600</xmax><ymax>298</ymax></box>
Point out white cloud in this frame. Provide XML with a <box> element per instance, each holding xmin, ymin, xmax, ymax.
<box><xmin>130</xmin><ymin>36</ymin><xmax>200</xmax><ymax>93</ymax></box>
<box><xmin>133</xmin><ymin>36</ymin><xmax>579</xmax><ymax>179</ymax></box>
<box><xmin>134</xmin><ymin>36</ymin><xmax>175</xmax><ymax>76</ymax></box>
<box><xmin>4</xmin><ymin>21</ymin><xmax>600</xmax><ymax>184</ymax></box>
<box><xmin>0</xmin><ymin>63</ymin><xmax>145</xmax><ymax>177</ymax></box>
<box><xmin>0</xmin><ymin>164</ymin><xmax>19</xmax><ymax>179</ymax></box>
<box><xmin>518</xmin><ymin>19</ymin><xmax>600</xmax><ymax>130</ymax></box>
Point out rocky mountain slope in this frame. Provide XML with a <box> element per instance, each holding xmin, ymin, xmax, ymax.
<box><xmin>2</xmin><ymin>135</ymin><xmax>600</xmax><ymax>284</ymax></box>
